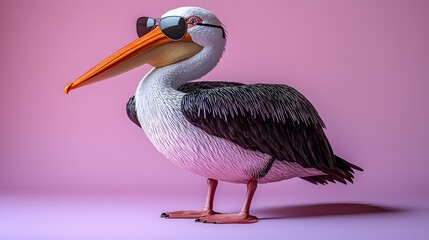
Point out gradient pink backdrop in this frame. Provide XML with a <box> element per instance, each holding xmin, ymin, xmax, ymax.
<box><xmin>1</xmin><ymin>0</ymin><xmax>429</xmax><ymax>239</ymax></box>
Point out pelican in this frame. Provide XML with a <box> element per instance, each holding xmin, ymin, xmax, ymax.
<box><xmin>64</xmin><ymin>6</ymin><xmax>362</xmax><ymax>224</ymax></box>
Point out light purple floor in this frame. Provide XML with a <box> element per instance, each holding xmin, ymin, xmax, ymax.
<box><xmin>1</xmin><ymin>190</ymin><xmax>428</xmax><ymax>240</ymax></box>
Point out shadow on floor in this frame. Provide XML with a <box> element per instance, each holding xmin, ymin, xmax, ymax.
<box><xmin>255</xmin><ymin>203</ymin><xmax>405</xmax><ymax>220</ymax></box>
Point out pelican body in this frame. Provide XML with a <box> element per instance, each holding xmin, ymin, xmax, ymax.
<box><xmin>65</xmin><ymin>7</ymin><xmax>362</xmax><ymax>224</ymax></box>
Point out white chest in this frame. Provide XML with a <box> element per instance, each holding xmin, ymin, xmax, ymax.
<box><xmin>134</xmin><ymin>78</ymin><xmax>274</xmax><ymax>183</ymax></box>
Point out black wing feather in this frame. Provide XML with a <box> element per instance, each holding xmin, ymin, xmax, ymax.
<box><xmin>180</xmin><ymin>82</ymin><xmax>362</xmax><ymax>184</ymax></box>
<box><xmin>178</xmin><ymin>81</ymin><xmax>245</xmax><ymax>93</ymax></box>
<box><xmin>126</xmin><ymin>96</ymin><xmax>141</xmax><ymax>128</ymax></box>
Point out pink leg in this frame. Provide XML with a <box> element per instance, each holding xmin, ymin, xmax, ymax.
<box><xmin>161</xmin><ymin>178</ymin><xmax>219</xmax><ymax>219</ymax></box>
<box><xmin>196</xmin><ymin>179</ymin><xmax>258</xmax><ymax>224</ymax></box>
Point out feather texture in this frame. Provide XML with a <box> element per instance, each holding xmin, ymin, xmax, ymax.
<box><xmin>179</xmin><ymin>82</ymin><xmax>362</xmax><ymax>184</ymax></box>
<box><xmin>128</xmin><ymin>81</ymin><xmax>362</xmax><ymax>184</ymax></box>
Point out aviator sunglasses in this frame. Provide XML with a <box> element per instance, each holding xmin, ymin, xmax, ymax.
<box><xmin>136</xmin><ymin>16</ymin><xmax>225</xmax><ymax>41</ymax></box>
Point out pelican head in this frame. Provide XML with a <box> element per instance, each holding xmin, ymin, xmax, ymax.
<box><xmin>64</xmin><ymin>6</ymin><xmax>226</xmax><ymax>94</ymax></box>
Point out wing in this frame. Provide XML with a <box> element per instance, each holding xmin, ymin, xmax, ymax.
<box><xmin>181</xmin><ymin>83</ymin><xmax>336</xmax><ymax>171</ymax></box>
<box><xmin>126</xmin><ymin>95</ymin><xmax>141</xmax><ymax>128</ymax></box>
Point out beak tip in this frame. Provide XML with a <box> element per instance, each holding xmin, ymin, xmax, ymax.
<box><xmin>64</xmin><ymin>83</ymin><xmax>73</xmax><ymax>94</ymax></box>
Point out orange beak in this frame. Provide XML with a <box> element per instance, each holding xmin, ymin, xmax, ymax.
<box><xmin>64</xmin><ymin>27</ymin><xmax>202</xmax><ymax>94</ymax></box>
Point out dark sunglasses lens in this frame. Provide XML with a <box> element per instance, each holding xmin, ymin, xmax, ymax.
<box><xmin>136</xmin><ymin>17</ymin><xmax>155</xmax><ymax>37</ymax></box>
<box><xmin>159</xmin><ymin>16</ymin><xmax>186</xmax><ymax>40</ymax></box>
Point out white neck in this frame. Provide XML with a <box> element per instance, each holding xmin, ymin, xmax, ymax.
<box><xmin>134</xmin><ymin>44</ymin><xmax>224</xmax><ymax>143</ymax></box>
<box><xmin>133</xmin><ymin>44</ymin><xmax>223</xmax><ymax>161</ymax></box>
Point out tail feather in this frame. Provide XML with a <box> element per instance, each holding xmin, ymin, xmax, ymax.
<box><xmin>301</xmin><ymin>155</ymin><xmax>363</xmax><ymax>185</ymax></box>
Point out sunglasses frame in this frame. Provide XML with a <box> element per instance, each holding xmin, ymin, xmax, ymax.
<box><xmin>136</xmin><ymin>16</ymin><xmax>226</xmax><ymax>41</ymax></box>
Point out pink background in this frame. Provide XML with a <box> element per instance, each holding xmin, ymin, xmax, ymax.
<box><xmin>1</xmin><ymin>0</ymin><xmax>428</xmax><ymax>239</ymax></box>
